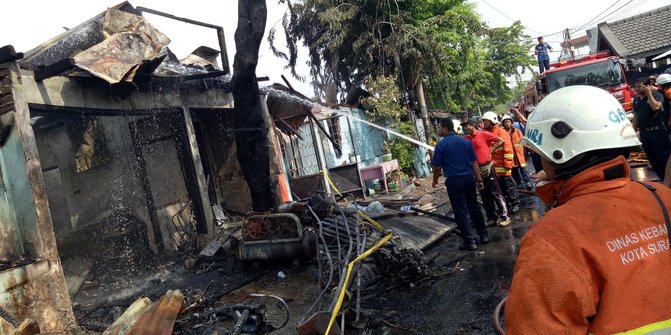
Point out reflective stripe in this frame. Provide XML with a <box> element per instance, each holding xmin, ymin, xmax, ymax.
<box><xmin>503</xmin><ymin>154</ymin><xmax>514</xmax><ymax>158</ymax></box>
<box><xmin>494</xmin><ymin>148</ymin><xmax>503</xmax><ymax>152</ymax></box>
<box><xmin>608</xmin><ymin>318</ymin><xmax>671</xmax><ymax>335</ymax></box>
<box><xmin>495</xmin><ymin>167</ymin><xmax>512</xmax><ymax>176</ymax></box>
<box><xmin>514</xmin><ymin>144</ymin><xmax>524</xmax><ymax>147</ymax></box>
<box><xmin>519</xmin><ymin>163</ymin><xmax>526</xmax><ymax>167</ymax></box>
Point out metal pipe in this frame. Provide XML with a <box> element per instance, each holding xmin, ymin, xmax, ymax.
<box><xmin>135</xmin><ymin>6</ymin><xmax>230</xmax><ymax>74</ymax></box>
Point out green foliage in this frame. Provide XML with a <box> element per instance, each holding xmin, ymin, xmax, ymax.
<box><xmin>389</xmin><ymin>122</ymin><xmax>417</xmax><ymax>176</ymax></box>
<box><xmin>361</xmin><ymin>75</ymin><xmax>404</xmax><ymax>123</ymax></box>
<box><xmin>272</xmin><ymin>0</ymin><xmax>535</xmax><ymax>120</ymax></box>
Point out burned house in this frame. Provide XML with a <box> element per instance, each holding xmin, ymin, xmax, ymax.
<box><xmin>0</xmin><ymin>3</ymin><xmax>288</xmax><ymax>333</ymax></box>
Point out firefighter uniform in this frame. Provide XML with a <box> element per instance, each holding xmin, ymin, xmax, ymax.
<box><xmin>508</xmin><ymin>124</ymin><xmax>533</xmax><ymax>190</ymax></box>
<box><xmin>489</xmin><ymin>123</ymin><xmax>520</xmax><ymax>209</ymax></box>
<box><xmin>506</xmin><ymin>156</ymin><xmax>671</xmax><ymax>334</ymax></box>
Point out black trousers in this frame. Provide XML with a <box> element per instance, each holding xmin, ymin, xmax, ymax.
<box><xmin>446</xmin><ymin>175</ymin><xmax>487</xmax><ymax>243</ymax></box>
<box><xmin>640</xmin><ymin>129</ymin><xmax>671</xmax><ymax>181</ymax></box>
<box><xmin>480</xmin><ymin>164</ymin><xmax>508</xmax><ymax>220</ymax></box>
<box><xmin>498</xmin><ymin>175</ymin><xmax>520</xmax><ymax>207</ymax></box>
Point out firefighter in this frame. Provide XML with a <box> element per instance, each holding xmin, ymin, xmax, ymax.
<box><xmin>501</xmin><ymin>115</ymin><xmax>533</xmax><ymax>191</ymax></box>
<box><xmin>481</xmin><ymin>112</ymin><xmax>520</xmax><ymax>213</ymax></box>
<box><xmin>633</xmin><ymin>78</ymin><xmax>671</xmax><ymax>181</ymax></box>
<box><xmin>506</xmin><ymin>86</ymin><xmax>671</xmax><ymax>334</ymax></box>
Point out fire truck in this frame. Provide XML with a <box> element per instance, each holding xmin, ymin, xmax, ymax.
<box><xmin>537</xmin><ymin>52</ymin><xmax>635</xmax><ymax>112</ymax></box>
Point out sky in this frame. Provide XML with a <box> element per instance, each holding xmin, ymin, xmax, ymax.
<box><xmin>1</xmin><ymin>0</ymin><xmax>669</xmax><ymax>95</ymax></box>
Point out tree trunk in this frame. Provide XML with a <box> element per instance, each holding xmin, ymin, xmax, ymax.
<box><xmin>416</xmin><ymin>80</ymin><xmax>433</xmax><ymax>144</ymax></box>
<box><xmin>232</xmin><ymin>0</ymin><xmax>276</xmax><ymax>211</ymax></box>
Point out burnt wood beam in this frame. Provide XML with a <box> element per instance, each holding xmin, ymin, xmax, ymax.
<box><xmin>231</xmin><ymin>0</ymin><xmax>276</xmax><ymax>212</ymax></box>
<box><xmin>0</xmin><ymin>45</ymin><xmax>23</xmax><ymax>63</ymax></box>
<box><xmin>34</xmin><ymin>58</ymin><xmax>75</xmax><ymax>82</ymax></box>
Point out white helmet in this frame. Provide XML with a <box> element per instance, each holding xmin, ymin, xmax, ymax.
<box><xmin>657</xmin><ymin>73</ymin><xmax>671</xmax><ymax>86</ymax></box>
<box><xmin>520</xmin><ymin>85</ymin><xmax>640</xmax><ymax>165</ymax></box>
<box><xmin>482</xmin><ymin>111</ymin><xmax>499</xmax><ymax>124</ymax></box>
<box><xmin>500</xmin><ymin>115</ymin><xmax>513</xmax><ymax>123</ymax></box>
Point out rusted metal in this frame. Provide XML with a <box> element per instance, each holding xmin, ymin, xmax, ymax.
<box><xmin>239</xmin><ymin>213</ymin><xmax>317</xmax><ymax>261</ymax></box>
<box><xmin>135</xmin><ymin>6</ymin><xmax>230</xmax><ymax>74</ymax></box>
<box><xmin>126</xmin><ymin>290</ymin><xmax>184</xmax><ymax>335</ymax></box>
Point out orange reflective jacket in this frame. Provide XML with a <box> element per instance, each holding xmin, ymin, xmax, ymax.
<box><xmin>489</xmin><ymin>124</ymin><xmax>514</xmax><ymax>176</ymax></box>
<box><xmin>506</xmin><ymin>127</ymin><xmax>527</xmax><ymax>168</ymax></box>
<box><xmin>506</xmin><ymin>157</ymin><xmax>671</xmax><ymax>335</ymax></box>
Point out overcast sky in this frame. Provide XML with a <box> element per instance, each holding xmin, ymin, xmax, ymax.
<box><xmin>1</xmin><ymin>0</ymin><xmax>668</xmax><ymax>94</ymax></box>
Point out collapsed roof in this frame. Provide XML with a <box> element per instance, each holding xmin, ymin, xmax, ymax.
<box><xmin>18</xmin><ymin>1</ymin><xmax>230</xmax><ymax>97</ymax></box>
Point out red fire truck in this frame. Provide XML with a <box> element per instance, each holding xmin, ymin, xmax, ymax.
<box><xmin>538</xmin><ymin>52</ymin><xmax>635</xmax><ymax>112</ymax></box>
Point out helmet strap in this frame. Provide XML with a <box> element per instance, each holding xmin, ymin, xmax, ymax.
<box><xmin>553</xmin><ymin>148</ymin><xmax>629</xmax><ymax>179</ymax></box>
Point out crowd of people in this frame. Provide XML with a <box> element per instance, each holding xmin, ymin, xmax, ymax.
<box><xmin>432</xmin><ymin>84</ymin><xmax>671</xmax><ymax>332</ymax></box>
<box><xmin>431</xmin><ymin>107</ymin><xmax>534</xmax><ymax>250</ymax></box>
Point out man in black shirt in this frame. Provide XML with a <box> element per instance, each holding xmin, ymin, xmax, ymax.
<box><xmin>633</xmin><ymin>79</ymin><xmax>671</xmax><ymax>180</ymax></box>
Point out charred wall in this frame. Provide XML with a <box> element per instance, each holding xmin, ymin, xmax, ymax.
<box><xmin>196</xmin><ymin>110</ymin><xmax>253</xmax><ymax>214</ymax></box>
<box><xmin>31</xmin><ymin>112</ymin><xmax>193</xmax><ymax>254</ymax></box>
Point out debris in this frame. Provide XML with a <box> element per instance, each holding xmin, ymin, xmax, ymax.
<box><xmin>73</xmin><ymin>9</ymin><xmax>171</xmax><ymax>84</ymax></box>
<box><xmin>238</xmin><ymin>213</ymin><xmax>317</xmax><ymax>261</ymax></box>
<box><xmin>409</xmin><ymin>207</ymin><xmax>457</xmax><ymax>223</ymax></box>
<box><xmin>103</xmin><ymin>297</ymin><xmax>152</xmax><ymax>335</ymax></box>
<box><xmin>199</xmin><ymin>240</ymin><xmax>223</xmax><ymax>257</ymax></box>
<box><xmin>212</xmin><ymin>204</ymin><xmax>229</xmax><ymax>226</ymax></box>
<box><xmin>277</xmin><ymin>271</ymin><xmax>286</xmax><ymax>279</ymax></box>
<box><xmin>9</xmin><ymin>319</ymin><xmax>39</xmax><ymax>335</ymax></box>
<box><xmin>365</xmin><ymin>201</ymin><xmax>384</xmax><ymax>213</ymax></box>
<box><xmin>176</xmin><ymin>294</ymin><xmax>289</xmax><ymax>334</ymax></box>
<box><xmin>126</xmin><ymin>290</ymin><xmax>184</xmax><ymax>335</ymax></box>
<box><xmin>297</xmin><ymin>312</ymin><xmax>342</xmax><ymax>335</ymax></box>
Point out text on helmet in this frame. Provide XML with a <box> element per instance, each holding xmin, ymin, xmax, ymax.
<box><xmin>525</xmin><ymin>128</ymin><xmax>543</xmax><ymax>146</ymax></box>
<box><xmin>609</xmin><ymin>108</ymin><xmax>627</xmax><ymax>124</ymax></box>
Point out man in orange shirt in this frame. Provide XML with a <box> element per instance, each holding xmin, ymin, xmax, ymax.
<box><xmin>462</xmin><ymin>119</ymin><xmax>511</xmax><ymax>227</ymax></box>
<box><xmin>506</xmin><ymin>86</ymin><xmax>671</xmax><ymax>334</ymax></box>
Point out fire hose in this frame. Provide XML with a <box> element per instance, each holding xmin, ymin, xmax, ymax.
<box><xmin>493</xmin><ymin>296</ymin><xmax>507</xmax><ymax>335</ymax></box>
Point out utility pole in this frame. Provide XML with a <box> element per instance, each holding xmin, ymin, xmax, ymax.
<box><xmin>561</xmin><ymin>28</ymin><xmax>575</xmax><ymax>60</ymax></box>
<box><xmin>416</xmin><ymin>80</ymin><xmax>433</xmax><ymax>145</ymax></box>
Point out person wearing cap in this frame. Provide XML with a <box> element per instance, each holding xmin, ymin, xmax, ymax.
<box><xmin>432</xmin><ymin>118</ymin><xmax>488</xmax><ymax>250</ymax></box>
<box><xmin>481</xmin><ymin>111</ymin><xmax>521</xmax><ymax>213</ymax></box>
<box><xmin>534</xmin><ymin>36</ymin><xmax>553</xmax><ymax>73</ymax></box>
<box><xmin>462</xmin><ymin>118</ymin><xmax>511</xmax><ymax>227</ymax></box>
<box><xmin>633</xmin><ymin>78</ymin><xmax>671</xmax><ymax>180</ymax></box>
<box><xmin>505</xmin><ymin>85</ymin><xmax>671</xmax><ymax>333</ymax></box>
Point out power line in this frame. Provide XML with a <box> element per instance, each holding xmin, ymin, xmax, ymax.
<box><xmin>571</xmin><ymin>0</ymin><xmax>621</xmax><ymax>33</ymax></box>
<box><xmin>607</xmin><ymin>0</ymin><xmax>651</xmax><ymax>22</ymax></box>
<box><xmin>479</xmin><ymin>0</ymin><xmax>547</xmax><ymax>36</ymax></box>
<box><xmin>588</xmin><ymin>0</ymin><xmax>639</xmax><ymax>26</ymax></box>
